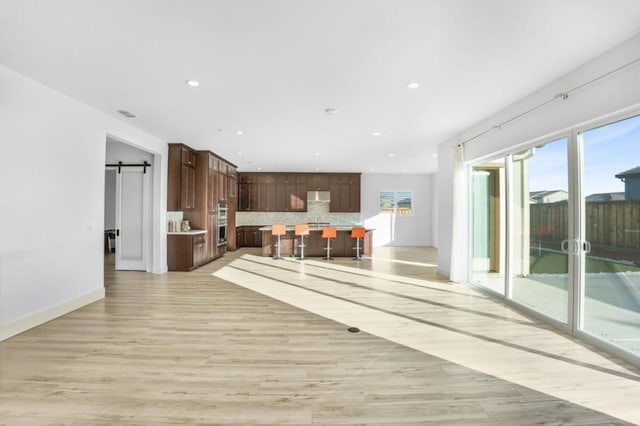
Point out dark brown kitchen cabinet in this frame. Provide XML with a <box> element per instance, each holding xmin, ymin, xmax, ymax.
<box><xmin>307</xmin><ymin>174</ymin><xmax>329</xmax><ymax>191</ymax></box>
<box><xmin>207</xmin><ymin>167</ymin><xmax>217</xmax><ymax>212</ymax></box>
<box><xmin>236</xmin><ymin>227</ymin><xmax>245</xmax><ymax>248</ymax></box>
<box><xmin>168</xmin><ymin>143</ymin><xmax>237</xmax><ymax>270</ymax></box>
<box><xmin>276</xmin><ymin>174</ymin><xmax>306</xmax><ymax>211</ymax></box>
<box><xmin>167</xmin><ymin>233</ymin><xmax>207</xmax><ymax>271</ymax></box>
<box><xmin>180</xmin><ymin>163</ymin><xmax>196</xmax><ymax>209</ymax></box>
<box><xmin>168</xmin><ymin>144</ymin><xmax>197</xmax><ymax>211</ymax></box>
<box><xmin>257</xmin><ymin>174</ymin><xmax>277</xmax><ymax>211</ymax></box>
<box><xmin>237</xmin><ymin>172</ymin><xmax>361</xmax><ymax>212</ymax></box>
<box><xmin>237</xmin><ymin>226</ymin><xmax>263</xmax><ymax>247</ymax></box>
<box><xmin>227</xmin><ymin>169</ymin><xmax>237</xmax><ymax>199</ymax></box>
<box><xmin>226</xmin><ymin>192</ymin><xmax>237</xmax><ymax>251</ymax></box>
<box><xmin>329</xmin><ymin>173</ymin><xmax>361</xmax><ymax>212</ymax></box>
<box><xmin>238</xmin><ymin>173</ymin><xmax>257</xmax><ymax>211</ymax></box>
<box><xmin>217</xmin><ymin>160</ymin><xmax>228</xmax><ymax>202</ymax></box>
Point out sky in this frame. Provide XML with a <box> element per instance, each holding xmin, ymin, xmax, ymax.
<box><xmin>528</xmin><ymin>114</ymin><xmax>640</xmax><ymax>195</ymax></box>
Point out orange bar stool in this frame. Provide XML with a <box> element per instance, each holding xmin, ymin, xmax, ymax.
<box><xmin>295</xmin><ymin>224</ymin><xmax>310</xmax><ymax>260</ymax></box>
<box><xmin>350</xmin><ymin>226</ymin><xmax>366</xmax><ymax>260</ymax></box>
<box><xmin>271</xmin><ymin>224</ymin><xmax>287</xmax><ymax>259</ymax></box>
<box><xmin>321</xmin><ymin>226</ymin><xmax>337</xmax><ymax>260</ymax></box>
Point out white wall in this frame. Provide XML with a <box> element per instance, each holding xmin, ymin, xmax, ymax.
<box><xmin>361</xmin><ymin>173</ymin><xmax>433</xmax><ymax>246</ymax></box>
<box><xmin>0</xmin><ymin>63</ymin><xmax>168</xmax><ymax>340</ymax></box>
<box><xmin>437</xmin><ymin>33</ymin><xmax>640</xmax><ymax>278</ymax></box>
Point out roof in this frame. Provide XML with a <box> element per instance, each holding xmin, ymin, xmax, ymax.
<box><xmin>585</xmin><ymin>192</ymin><xmax>625</xmax><ymax>202</ymax></box>
<box><xmin>530</xmin><ymin>190</ymin><xmax>567</xmax><ymax>199</ymax></box>
<box><xmin>615</xmin><ymin>166</ymin><xmax>640</xmax><ymax>178</ymax></box>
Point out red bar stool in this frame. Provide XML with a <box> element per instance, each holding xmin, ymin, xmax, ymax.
<box><xmin>271</xmin><ymin>224</ymin><xmax>286</xmax><ymax>259</ymax></box>
<box><xmin>350</xmin><ymin>226</ymin><xmax>366</xmax><ymax>260</ymax></box>
<box><xmin>295</xmin><ymin>224</ymin><xmax>309</xmax><ymax>260</ymax></box>
<box><xmin>321</xmin><ymin>226</ymin><xmax>337</xmax><ymax>260</ymax></box>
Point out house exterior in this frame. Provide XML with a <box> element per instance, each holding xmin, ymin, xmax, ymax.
<box><xmin>615</xmin><ymin>166</ymin><xmax>640</xmax><ymax>200</ymax></box>
<box><xmin>585</xmin><ymin>192</ymin><xmax>625</xmax><ymax>202</ymax></box>
<box><xmin>530</xmin><ymin>190</ymin><xmax>568</xmax><ymax>204</ymax></box>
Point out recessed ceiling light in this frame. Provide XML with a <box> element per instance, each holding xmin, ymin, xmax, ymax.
<box><xmin>370</xmin><ymin>168</ymin><xmax>375</xmax><ymax>172</ymax></box>
<box><xmin>407</xmin><ymin>82</ymin><xmax>419</xmax><ymax>89</ymax></box>
<box><xmin>325</xmin><ymin>108</ymin><xmax>338</xmax><ymax>115</ymax></box>
<box><xmin>185</xmin><ymin>80</ymin><xmax>200</xmax><ymax>87</ymax></box>
<box><xmin>314</xmin><ymin>152</ymin><xmax>320</xmax><ymax>156</ymax></box>
<box><xmin>432</xmin><ymin>154</ymin><xmax>438</xmax><ymax>158</ymax></box>
<box><xmin>257</xmin><ymin>167</ymin><xmax>262</xmax><ymax>170</ymax></box>
<box><xmin>372</xmin><ymin>132</ymin><xmax>381</xmax><ymax>136</ymax></box>
<box><xmin>237</xmin><ymin>152</ymin><xmax>242</xmax><ymax>156</ymax></box>
<box><xmin>236</xmin><ymin>130</ymin><xmax>244</xmax><ymax>135</ymax></box>
<box><xmin>388</xmin><ymin>153</ymin><xmax>396</xmax><ymax>157</ymax></box>
<box><xmin>117</xmin><ymin>109</ymin><xmax>136</xmax><ymax>118</ymax></box>
<box><xmin>315</xmin><ymin>167</ymin><xmax>320</xmax><ymax>171</ymax></box>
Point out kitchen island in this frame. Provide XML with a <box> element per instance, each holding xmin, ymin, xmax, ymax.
<box><xmin>258</xmin><ymin>225</ymin><xmax>372</xmax><ymax>258</ymax></box>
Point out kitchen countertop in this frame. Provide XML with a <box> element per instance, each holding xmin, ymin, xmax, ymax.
<box><xmin>258</xmin><ymin>225</ymin><xmax>371</xmax><ymax>232</ymax></box>
<box><xmin>167</xmin><ymin>229</ymin><xmax>207</xmax><ymax>235</ymax></box>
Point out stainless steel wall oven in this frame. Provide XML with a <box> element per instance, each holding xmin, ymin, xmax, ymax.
<box><xmin>217</xmin><ymin>202</ymin><xmax>228</xmax><ymax>245</ymax></box>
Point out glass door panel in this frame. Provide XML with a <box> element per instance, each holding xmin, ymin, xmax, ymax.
<box><xmin>581</xmin><ymin>115</ymin><xmax>640</xmax><ymax>356</ymax></box>
<box><xmin>510</xmin><ymin>138</ymin><xmax>569</xmax><ymax>322</ymax></box>
<box><xmin>471</xmin><ymin>159</ymin><xmax>506</xmax><ymax>295</ymax></box>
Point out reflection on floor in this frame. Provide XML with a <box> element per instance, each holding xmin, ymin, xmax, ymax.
<box><xmin>216</xmin><ymin>247</ymin><xmax>640</xmax><ymax>424</ymax></box>
<box><xmin>0</xmin><ymin>247</ymin><xmax>638</xmax><ymax>424</ymax></box>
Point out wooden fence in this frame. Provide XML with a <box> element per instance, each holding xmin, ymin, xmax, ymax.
<box><xmin>530</xmin><ymin>201</ymin><xmax>640</xmax><ymax>258</ymax></box>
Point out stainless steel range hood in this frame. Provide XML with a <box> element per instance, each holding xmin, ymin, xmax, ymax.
<box><xmin>307</xmin><ymin>190</ymin><xmax>331</xmax><ymax>202</ymax></box>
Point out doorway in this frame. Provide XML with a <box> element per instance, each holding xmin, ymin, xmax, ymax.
<box><xmin>104</xmin><ymin>138</ymin><xmax>154</xmax><ymax>272</ymax></box>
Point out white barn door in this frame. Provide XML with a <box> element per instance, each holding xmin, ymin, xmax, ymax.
<box><xmin>115</xmin><ymin>167</ymin><xmax>149</xmax><ymax>271</ymax></box>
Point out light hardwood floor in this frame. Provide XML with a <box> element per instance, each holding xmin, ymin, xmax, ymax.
<box><xmin>1</xmin><ymin>247</ymin><xmax>639</xmax><ymax>425</ymax></box>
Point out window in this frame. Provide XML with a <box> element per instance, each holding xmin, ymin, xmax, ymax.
<box><xmin>379</xmin><ymin>191</ymin><xmax>413</xmax><ymax>215</ymax></box>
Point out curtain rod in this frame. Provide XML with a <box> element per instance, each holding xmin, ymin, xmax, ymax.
<box><xmin>459</xmin><ymin>56</ymin><xmax>640</xmax><ymax>146</ymax></box>
<box><xmin>105</xmin><ymin>161</ymin><xmax>151</xmax><ymax>174</ymax></box>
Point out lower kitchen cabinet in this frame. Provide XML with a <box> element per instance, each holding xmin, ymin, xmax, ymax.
<box><xmin>236</xmin><ymin>226</ymin><xmax>263</xmax><ymax>247</ymax></box>
<box><xmin>167</xmin><ymin>232</ymin><xmax>208</xmax><ymax>271</ymax></box>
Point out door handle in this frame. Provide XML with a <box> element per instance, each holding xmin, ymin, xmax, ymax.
<box><xmin>584</xmin><ymin>240</ymin><xmax>592</xmax><ymax>254</ymax></box>
<box><xmin>572</xmin><ymin>239</ymin><xmax>581</xmax><ymax>254</ymax></box>
<box><xmin>561</xmin><ymin>239</ymin><xmax>569</xmax><ymax>253</ymax></box>
<box><xmin>116</xmin><ymin>229</ymin><xmax>120</xmax><ymax>237</ymax></box>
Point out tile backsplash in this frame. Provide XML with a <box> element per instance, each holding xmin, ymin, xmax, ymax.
<box><xmin>167</xmin><ymin>211</ymin><xmax>184</xmax><ymax>223</ymax></box>
<box><xmin>236</xmin><ymin>201</ymin><xmax>361</xmax><ymax>226</ymax></box>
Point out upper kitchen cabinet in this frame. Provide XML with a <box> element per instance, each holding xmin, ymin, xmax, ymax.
<box><xmin>217</xmin><ymin>160</ymin><xmax>228</xmax><ymax>202</ymax></box>
<box><xmin>207</xmin><ymin>155</ymin><xmax>218</xmax><ymax>213</ymax></box>
<box><xmin>276</xmin><ymin>174</ymin><xmax>306</xmax><ymax>212</ymax></box>
<box><xmin>168</xmin><ymin>144</ymin><xmax>197</xmax><ymax>211</ymax></box>
<box><xmin>329</xmin><ymin>173</ymin><xmax>361</xmax><ymax>212</ymax></box>
<box><xmin>307</xmin><ymin>173</ymin><xmax>329</xmax><ymax>191</ymax></box>
<box><xmin>257</xmin><ymin>173</ymin><xmax>277</xmax><ymax>211</ymax></box>
<box><xmin>227</xmin><ymin>166</ymin><xmax>238</xmax><ymax>199</ymax></box>
<box><xmin>237</xmin><ymin>172</ymin><xmax>360</xmax><ymax>212</ymax></box>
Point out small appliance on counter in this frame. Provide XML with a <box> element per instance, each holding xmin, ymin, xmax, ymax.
<box><xmin>181</xmin><ymin>220</ymin><xmax>191</xmax><ymax>231</ymax></box>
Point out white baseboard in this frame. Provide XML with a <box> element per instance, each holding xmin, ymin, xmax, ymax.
<box><xmin>0</xmin><ymin>288</ymin><xmax>105</xmax><ymax>341</ymax></box>
<box><xmin>436</xmin><ymin>267</ymin><xmax>450</xmax><ymax>279</ymax></box>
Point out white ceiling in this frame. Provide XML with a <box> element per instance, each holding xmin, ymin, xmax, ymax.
<box><xmin>2</xmin><ymin>1</ymin><xmax>640</xmax><ymax>173</ymax></box>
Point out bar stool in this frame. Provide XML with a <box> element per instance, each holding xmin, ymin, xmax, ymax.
<box><xmin>350</xmin><ymin>226</ymin><xmax>366</xmax><ymax>260</ymax></box>
<box><xmin>295</xmin><ymin>224</ymin><xmax>309</xmax><ymax>260</ymax></box>
<box><xmin>271</xmin><ymin>224</ymin><xmax>286</xmax><ymax>259</ymax></box>
<box><xmin>321</xmin><ymin>226</ymin><xmax>337</xmax><ymax>260</ymax></box>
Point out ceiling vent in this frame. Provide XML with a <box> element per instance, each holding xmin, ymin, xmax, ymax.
<box><xmin>117</xmin><ymin>109</ymin><xmax>136</xmax><ymax>118</ymax></box>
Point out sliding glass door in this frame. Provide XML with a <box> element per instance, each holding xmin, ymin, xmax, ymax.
<box><xmin>510</xmin><ymin>138</ymin><xmax>569</xmax><ymax>323</ymax></box>
<box><xmin>468</xmin><ymin>112</ymin><xmax>640</xmax><ymax>364</ymax></box>
<box><xmin>579</xmin><ymin>115</ymin><xmax>640</xmax><ymax>356</ymax></box>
